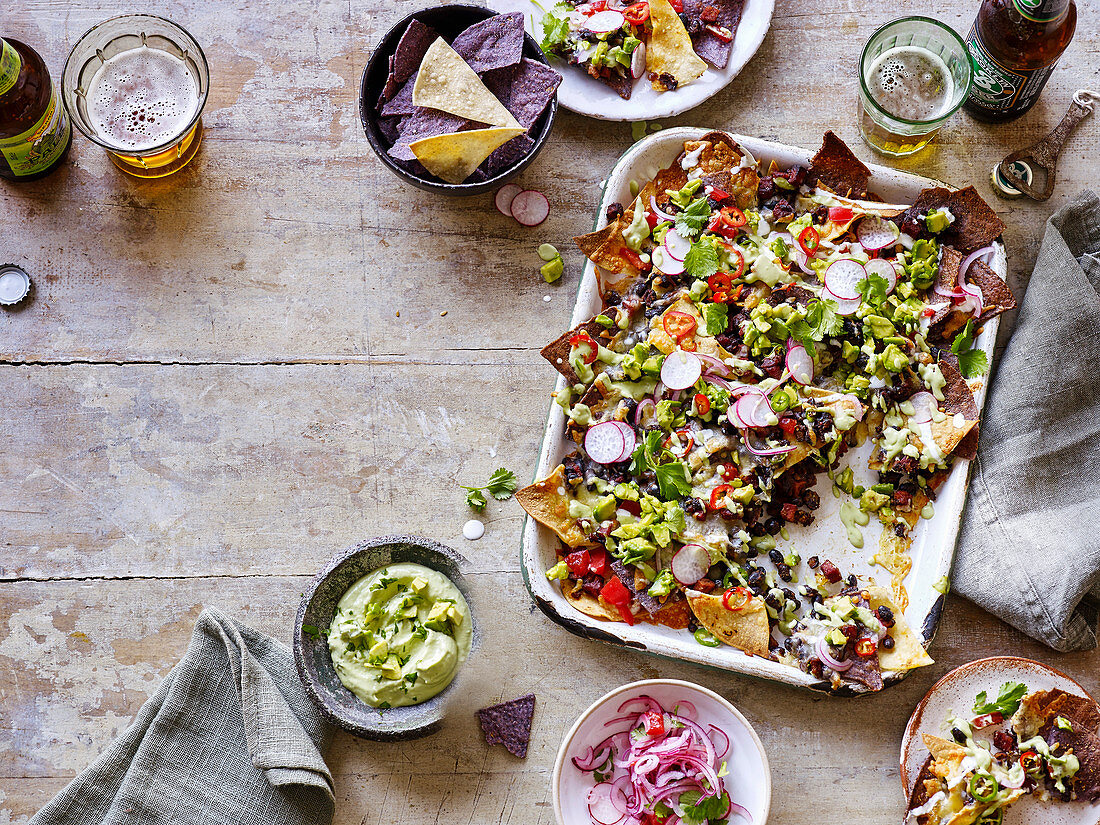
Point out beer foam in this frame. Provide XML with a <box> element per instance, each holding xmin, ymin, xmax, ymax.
<box><xmin>87</xmin><ymin>46</ymin><xmax>199</xmax><ymax>151</ymax></box>
<box><xmin>867</xmin><ymin>46</ymin><xmax>954</xmax><ymax>122</ymax></box>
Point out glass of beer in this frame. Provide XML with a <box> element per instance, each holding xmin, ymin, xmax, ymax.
<box><xmin>61</xmin><ymin>14</ymin><xmax>208</xmax><ymax>178</ymax></box>
<box><xmin>857</xmin><ymin>17</ymin><xmax>972</xmax><ymax>157</ymax></box>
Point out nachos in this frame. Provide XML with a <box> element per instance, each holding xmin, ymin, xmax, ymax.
<box><xmin>907</xmin><ymin>683</ymin><xmax>1100</xmax><ymax>823</ymax></box>
<box><xmin>536</xmin><ymin>0</ymin><xmax>744</xmax><ymax>98</ymax></box>
<box><xmin>519</xmin><ymin>130</ymin><xmax>1013</xmax><ymax>693</ymax></box>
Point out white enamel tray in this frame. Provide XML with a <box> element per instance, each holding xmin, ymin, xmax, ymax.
<box><xmin>520</xmin><ymin>127</ymin><xmax>1006</xmax><ymax>694</ymax></box>
<box><xmin>484</xmin><ymin>0</ymin><xmax>774</xmax><ymax>120</ymax></box>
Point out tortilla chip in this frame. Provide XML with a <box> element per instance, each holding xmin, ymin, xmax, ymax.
<box><xmin>378</xmin><ymin>19</ymin><xmax>437</xmax><ymax>106</ymax></box>
<box><xmin>515</xmin><ymin>465</ymin><xmax>589</xmax><ymax>548</ymax></box>
<box><xmin>380</xmin><ymin>72</ymin><xmax>419</xmax><ymax>117</ymax></box>
<box><xmin>413</xmin><ymin>39</ymin><xmax>520</xmax><ymax>127</ymax></box>
<box><xmin>935</xmin><ymin>353</ymin><xmax>980</xmax><ymax>460</ymax></box>
<box><xmin>388</xmin><ymin>107</ymin><xmax>476</xmax><ymax>161</ymax></box>
<box><xmin>968</xmin><ymin>259</ymin><xmax>1017</xmax><ymax>321</ymax></box>
<box><xmin>809</xmin><ymin>131</ymin><xmax>870</xmax><ymax>198</ymax></box>
<box><xmin>647</xmin><ymin>597</ymin><xmax>692</xmax><ymax>629</ymax></box>
<box><xmin>646</xmin><ymin>0</ymin><xmax>708</xmax><ymax>89</ymax></box>
<box><xmin>905</xmin><ymin>186</ymin><xmax>1006</xmax><ymax>252</ymax></box>
<box><xmin>482</xmin><ymin>132</ymin><xmax>536</xmax><ymax>177</ymax></box>
<box><xmin>684</xmin><ymin>0</ymin><xmax>745</xmax><ymax>68</ymax></box>
<box><xmin>872</xmin><ymin>530</ymin><xmax>912</xmax><ymax>611</ymax></box>
<box><xmin>452</xmin><ymin>12</ymin><xmax>525</xmax><ymax>74</ymax></box>
<box><xmin>685</xmin><ymin>589</ymin><xmax>770</xmax><ymax>656</ymax></box>
<box><xmin>906</xmin><ymin>754</ymin><xmax>941</xmax><ymax>816</ymax></box>
<box><xmin>924</xmin><ymin>734</ymin><xmax>967</xmax><ymax>774</ymax></box>
<box><xmin>863</xmin><ymin>584</ymin><xmax>933</xmax><ymax>671</ymax></box>
<box><xmin>563</xmin><ymin>585</ymin><xmax>619</xmax><ymax>620</ymax></box>
<box><xmin>476</xmin><ymin>693</ymin><xmax>535</xmax><ymax>758</ymax></box>
<box><xmin>482</xmin><ymin>58</ymin><xmax>562</xmax><ymax>129</ymax></box>
<box><xmin>410</xmin><ymin>126</ymin><xmax>525</xmax><ymax>184</ymax></box>
<box><xmin>541</xmin><ymin>317</ymin><xmax>610</xmax><ymax>384</ymax></box>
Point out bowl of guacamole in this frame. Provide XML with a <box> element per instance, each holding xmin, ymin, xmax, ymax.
<box><xmin>295</xmin><ymin>535</ymin><xmax>477</xmax><ymax>740</ymax></box>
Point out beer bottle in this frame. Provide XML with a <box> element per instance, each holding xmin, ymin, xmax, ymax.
<box><xmin>963</xmin><ymin>0</ymin><xmax>1077</xmax><ymax>122</ymax></box>
<box><xmin>0</xmin><ymin>37</ymin><xmax>72</xmax><ymax>181</ymax></box>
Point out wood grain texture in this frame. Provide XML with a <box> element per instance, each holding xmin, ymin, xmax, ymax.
<box><xmin>2</xmin><ymin>0</ymin><xmax>1099</xmax><ymax>822</ymax></box>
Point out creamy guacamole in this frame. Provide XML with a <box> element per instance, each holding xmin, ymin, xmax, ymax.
<box><xmin>327</xmin><ymin>562</ymin><xmax>472</xmax><ymax>709</ymax></box>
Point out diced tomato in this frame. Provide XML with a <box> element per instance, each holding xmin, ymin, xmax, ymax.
<box><xmin>643</xmin><ymin>710</ymin><xmax>665</xmax><ymax>736</ymax></box>
<box><xmin>855</xmin><ymin>638</ymin><xmax>877</xmax><ymax>657</ymax></box>
<box><xmin>616</xmin><ymin>603</ymin><xmax>636</xmax><ymax>625</ymax></box>
<box><xmin>568</xmin><ymin>331</ymin><xmax>599</xmax><ymax>364</ymax></box>
<box><xmin>662</xmin><ymin>310</ymin><xmax>697</xmax><ymax>340</ymax></box>
<box><xmin>694</xmin><ymin>392</ymin><xmax>711</xmax><ymax>416</ymax></box>
<box><xmin>588</xmin><ymin>546</ymin><xmax>610</xmax><ymax>577</ymax></box>
<box><xmin>971</xmin><ymin>712</ymin><xmax>1004</xmax><ymax>729</ymax></box>
<box><xmin>798</xmin><ymin>225</ymin><xmax>820</xmax><ymax>257</ymax></box>
<box><xmin>668</xmin><ymin>0</ymin><xmax>683</xmax><ymax>11</ymax></box>
<box><xmin>828</xmin><ymin>206</ymin><xmax>854</xmax><ymax>223</ymax></box>
<box><xmin>566</xmin><ymin>549</ymin><xmax>591</xmax><ymax>577</ymax></box>
<box><xmin>722</xmin><ymin>586</ymin><xmax>752</xmax><ymax>611</ymax></box>
<box><xmin>601</xmin><ymin>575</ymin><xmax>631</xmax><ymax>605</ymax></box>
<box><xmin>922</xmin><ymin>307</ymin><xmax>937</xmax><ymax>317</ymax></box>
<box><xmin>645</xmin><ymin>211</ymin><xmax>659</xmax><ymax>229</ymax></box>
<box><xmin>709</xmin><ymin>484</ymin><xmax>734</xmax><ymax>512</ymax></box>
<box><xmin>619</xmin><ymin>499</ymin><xmax>642</xmax><ymax>517</ymax></box>
<box><xmin>780</xmin><ymin>502</ymin><xmax>800</xmax><ymax>521</ymax></box>
<box><xmin>708</xmin><ymin>185</ymin><xmax>730</xmax><ymax>201</ymax></box>
<box><xmin>624</xmin><ymin>1</ymin><xmax>649</xmax><ymax>25</ymax></box>
<box><xmin>622</xmin><ymin>247</ymin><xmax>650</xmax><ymax>271</ymax></box>
<box><xmin>778</xmin><ymin>416</ymin><xmax>801</xmax><ymax>439</ymax></box>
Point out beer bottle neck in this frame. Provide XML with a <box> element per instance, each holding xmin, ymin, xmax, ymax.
<box><xmin>0</xmin><ymin>39</ymin><xmax>24</xmax><ymax>97</ymax></box>
<box><xmin>1011</xmin><ymin>0</ymin><xmax>1070</xmax><ymax>23</ymax></box>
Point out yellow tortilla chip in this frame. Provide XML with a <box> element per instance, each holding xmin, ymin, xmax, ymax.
<box><xmin>915</xmin><ymin>415</ymin><xmax>978</xmax><ymax>459</ymax></box>
<box><xmin>646</xmin><ymin>0</ymin><xmax>707</xmax><ymax>89</ymax></box>
<box><xmin>872</xmin><ymin>530</ymin><xmax>912</xmax><ymax>611</ymax></box>
<box><xmin>410</xmin><ymin>127</ymin><xmax>524</xmax><ymax>185</ymax></box>
<box><xmin>412</xmin><ymin>38</ymin><xmax>520</xmax><ymax>127</ymax></box>
<box><xmin>564</xmin><ymin>586</ymin><xmax>618</xmax><ymax>621</ymax></box>
<box><xmin>864</xmin><ymin>583</ymin><xmax>933</xmax><ymax>672</ymax></box>
<box><xmin>515</xmin><ymin>465</ymin><xmax>589</xmax><ymax>548</ymax></box>
<box><xmin>686</xmin><ymin>589</ymin><xmax>770</xmax><ymax>656</ymax></box>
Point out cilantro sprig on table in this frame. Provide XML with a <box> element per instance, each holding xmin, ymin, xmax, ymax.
<box><xmin>972</xmin><ymin>681</ymin><xmax>1027</xmax><ymax>717</ymax></box>
<box><xmin>951</xmin><ymin>321</ymin><xmax>989</xmax><ymax>379</ymax></box>
<box><xmin>630</xmin><ymin>430</ymin><xmax>692</xmax><ymax>500</ymax></box>
<box><xmin>461</xmin><ymin>468</ymin><xmax>519</xmax><ymax>511</ymax></box>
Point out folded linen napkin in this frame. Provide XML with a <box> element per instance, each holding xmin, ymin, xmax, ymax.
<box><xmin>954</xmin><ymin>190</ymin><xmax>1100</xmax><ymax>651</ymax></box>
<box><xmin>30</xmin><ymin>608</ymin><xmax>334</xmax><ymax>825</ymax></box>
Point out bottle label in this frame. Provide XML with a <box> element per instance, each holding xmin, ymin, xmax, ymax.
<box><xmin>1012</xmin><ymin>0</ymin><xmax>1067</xmax><ymax>23</ymax></box>
<box><xmin>965</xmin><ymin>26</ymin><xmax>1055</xmax><ymax>115</ymax></box>
<box><xmin>0</xmin><ymin>81</ymin><xmax>71</xmax><ymax>177</ymax></box>
<box><xmin>0</xmin><ymin>40</ymin><xmax>21</xmax><ymax>96</ymax></box>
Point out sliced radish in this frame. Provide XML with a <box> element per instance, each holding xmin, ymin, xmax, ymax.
<box><xmin>653</xmin><ymin>246</ymin><xmax>685</xmax><ymax>275</ymax></box>
<box><xmin>907</xmin><ymin>391</ymin><xmax>938</xmax><ymax>424</ymax></box>
<box><xmin>824</xmin><ymin>258</ymin><xmax>867</xmax><ymax>300</ymax></box>
<box><xmin>587</xmin><ymin>782</ymin><xmax>625</xmax><ymax>825</ymax></box>
<box><xmin>494</xmin><ymin>184</ymin><xmax>522</xmax><ymax>217</ymax></box>
<box><xmin>786</xmin><ymin>345</ymin><xmax>813</xmax><ymax>385</ymax></box>
<box><xmin>608</xmin><ymin>420</ymin><xmax>637</xmax><ymax>462</ymax></box>
<box><xmin>672</xmin><ymin>544</ymin><xmax>710</xmax><ymax>585</ymax></box>
<box><xmin>864</xmin><ymin>258</ymin><xmax>897</xmax><ymax>294</ymax></box>
<box><xmin>821</xmin><ymin>286</ymin><xmax>862</xmax><ymax>316</ymax></box>
<box><xmin>631</xmin><ymin>41</ymin><xmax>646</xmax><ymax>79</ymax></box>
<box><xmin>585</xmin><ymin>421</ymin><xmax>626</xmax><ymax>465</ymax></box>
<box><xmin>735</xmin><ymin>391</ymin><xmax>772</xmax><ymax>428</ymax></box>
<box><xmin>856</xmin><ymin>215</ymin><xmax>901</xmax><ymax>251</ymax></box>
<box><xmin>510</xmin><ymin>190</ymin><xmax>550</xmax><ymax>227</ymax></box>
<box><xmin>583</xmin><ymin>9</ymin><xmax>626</xmax><ymax>33</ymax></box>
<box><xmin>663</xmin><ymin>228</ymin><xmax>690</xmax><ymax>261</ymax></box>
<box><xmin>660</xmin><ymin>350</ymin><xmax>702</xmax><ymax>390</ymax></box>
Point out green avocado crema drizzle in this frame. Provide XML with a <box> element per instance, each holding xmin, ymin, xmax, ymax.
<box><xmin>327</xmin><ymin>562</ymin><xmax>472</xmax><ymax>709</ymax></box>
<box><xmin>839</xmin><ymin>500</ymin><xmax>871</xmax><ymax>548</ymax></box>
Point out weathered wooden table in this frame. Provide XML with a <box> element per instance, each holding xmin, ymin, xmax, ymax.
<box><xmin>3</xmin><ymin>1</ymin><xmax>1099</xmax><ymax>822</ymax></box>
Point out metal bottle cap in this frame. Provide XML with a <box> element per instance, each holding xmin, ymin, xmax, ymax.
<box><xmin>991</xmin><ymin>160</ymin><xmax>1033</xmax><ymax>199</ymax></box>
<box><xmin>0</xmin><ymin>264</ymin><xmax>32</xmax><ymax>306</ymax></box>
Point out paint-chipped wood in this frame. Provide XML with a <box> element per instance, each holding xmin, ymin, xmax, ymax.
<box><xmin>2</xmin><ymin>0</ymin><xmax>1098</xmax><ymax>823</ymax></box>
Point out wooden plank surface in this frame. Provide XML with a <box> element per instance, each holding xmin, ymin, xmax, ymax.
<box><xmin>2</xmin><ymin>0</ymin><xmax>1099</xmax><ymax>822</ymax></box>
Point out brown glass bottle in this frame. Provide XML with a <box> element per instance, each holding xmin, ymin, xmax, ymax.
<box><xmin>963</xmin><ymin>0</ymin><xmax>1077</xmax><ymax>122</ymax></box>
<box><xmin>0</xmin><ymin>37</ymin><xmax>72</xmax><ymax>181</ymax></box>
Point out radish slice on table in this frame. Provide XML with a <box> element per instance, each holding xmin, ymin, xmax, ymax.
<box><xmin>585</xmin><ymin>421</ymin><xmax>626</xmax><ymax>465</ymax></box>
<box><xmin>856</xmin><ymin>215</ymin><xmax>901</xmax><ymax>250</ymax></box>
<box><xmin>671</xmin><ymin>544</ymin><xmax>710</xmax><ymax>585</ymax></box>
<box><xmin>608</xmin><ymin>420</ymin><xmax>637</xmax><ymax>462</ymax></box>
<box><xmin>510</xmin><ymin>190</ymin><xmax>550</xmax><ymax>227</ymax></box>
<box><xmin>786</xmin><ymin>344</ymin><xmax>814</xmax><ymax>385</ymax></box>
<box><xmin>631</xmin><ymin>41</ymin><xmax>646</xmax><ymax>79</ymax></box>
<box><xmin>660</xmin><ymin>350</ymin><xmax>702</xmax><ymax>390</ymax></box>
<box><xmin>907</xmin><ymin>391</ymin><xmax>938</xmax><ymax>424</ymax></box>
<box><xmin>583</xmin><ymin>9</ymin><xmax>626</xmax><ymax>33</ymax></box>
<box><xmin>864</xmin><ymin>258</ymin><xmax>897</xmax><ymax>293</ymax></box>
<box><xmin>824</xmin><ymin>258</ymin><xmax>867</xmax><ymax>300</ymax></box>
<box><xmin>587</xmin><ymin>782</ymin><xmax>625</xmax><ymax>825</ymax></box>
<box><xmin>822</xmin><ymin>286</ymin><xmax>862</xmax><ymax>316</ymax></box>
<box><xmin>663</xmin><ymin>228</ymin><xmax>690</xmax><ymax>261</ymax></box>
<box><xmin>494</xmin><ymin>184</ymin><xmax>522</xmax><ymax>217</ymax></box>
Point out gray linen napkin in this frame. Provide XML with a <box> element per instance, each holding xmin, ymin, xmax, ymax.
<box><xmin>30</xmin><ymin>608</ymin><xmax>335</xmax><ymax>825</ymax></box>
<box><xmin>954</xmin><ymin>190</ymin><xmax>1100</xmax><ymax>651</ymax></box>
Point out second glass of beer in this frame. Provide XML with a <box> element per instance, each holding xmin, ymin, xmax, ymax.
<box><xmin>62</xmin><ymin>15</ymin><xmax>208</xmax><ymax>178</ymax></box>
<box><xmin>857</xmin><ymin>17</ymin><xmax>972</xmax><ymax>157</ymax></box>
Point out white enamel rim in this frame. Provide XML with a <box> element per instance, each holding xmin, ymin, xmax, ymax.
<box><xmin>552</xmin><ymin>678</ymin><xmax>772</xmax><ymax>825</ymax></box>
<box><xmin>519</xmin><ymin>126</ymin><xmax>1005</xmax><ymax>694</ymax></box>
<box><xmin>483</xmin><ymin>0</ymin><xmax>775</xmax><ymax>120</ymax></box>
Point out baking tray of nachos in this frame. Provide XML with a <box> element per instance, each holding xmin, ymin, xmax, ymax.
<box><xmin>519</xmin><ymin>127</ymin><xmax>1014</xmax><ymax>695</ymax></box>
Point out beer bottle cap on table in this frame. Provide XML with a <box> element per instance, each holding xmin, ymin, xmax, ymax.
<box><xmin>990</xmin><ymin>159</ymin><xmax>1034</xmax><ymax>198</ymax></box>
<box><xmin>0</xmin><ymin>265</ymin><xmax>32</xmax><ymax>307</ymax></box>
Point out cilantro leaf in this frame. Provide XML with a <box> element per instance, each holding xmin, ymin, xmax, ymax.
<box><xmin>465</xmin><ymin>488</ymin><xmax>487</xmax><ymax>511</ymax></box>
<box><xmin>537</xmin><ymin>5</ymin><xmax>571</xmax><ymax>54</ymax></box>
<box><xmin>684</xmin><ymin>238</ymin><xmax>719</xmax><ymax>280</ymax></box>
<box><xmin>972</xmin><ymin>681</ymin><xmax>1028</xmax><ymax>717</ymax></box>
<box><xmin>631</xmin><ymin>430</ymin><xmax>662</xmax><ymax>475</ymax></box>
<box><xmin>486</xmin><ymin>468</ymin><xmax>519</xmax><ymax>500</ymax></box>
<box><xmin>655</xmin><ymin>461</ymin><xmax>692</xmax><ymax>499</ymax></box>
<box><xmin>951</xmin><ymin>321</ymin><xmax>990</xmax><ymax>378</ymax></box>
<box><xmin>702</xmin><ymin>301</ymin><xmax>728</xmax><ymax>336</ymax></box>
<box><xmin>858</xmin><ymin>273</ymin><xmax>890</xmax><ymax>306</ymax></box>
<box><xmin>674</xmin><ymin>197</ymin><xmax>712</xmax><ymax>237</ymax></box>
<box><xmin>789</xmin><ymin>299</ymin><xmax>843</xmax><ymax>355</ymax></box>
<box><xmin>301</xmin><ymin>624</ymin><xmax>328</xmax><ymax>640</ymax></box>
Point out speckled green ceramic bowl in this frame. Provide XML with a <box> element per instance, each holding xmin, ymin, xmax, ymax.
<box><xmin>294</xmin><ymin>535</ymin><xmax>476</xmax><ymax>740</ymax></box>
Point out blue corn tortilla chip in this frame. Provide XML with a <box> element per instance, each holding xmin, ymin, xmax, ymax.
<box><xmin>452</xmin><ymin>12</ymin><xmax>525</xmax><ymax>74</ymax></box>
<box><xmin>476</xmin><ymin>693</ymin><xmax>535</xmax><ymax>758</ymax></box>
<box><xmin>377</xmin><ymin>115</ymin><xmax>401</xmax><ymax>144</ymax></box>
<box><xmin>380</xmin><ymin>72</ymin><xmax>418</xmax><ymax>117</ymax></box>
<box><xmin>482</xmin><ymin>58</ymin><xmax>562</xmax><ymax>129</ymax></box>
<box><xmin>387</xmin><ymin>108</ymin><xmax>479</xmax><ymax>162</ymax></box>
<box><xmin>481</xmin><ymin>131</ymin><xmax>535</xmax><ymax>177</ymax></box>
<box><xmin>683</xmin><ymin>0</ymin><xmax>745</xmax><ymax>69</ymax></box>
<box><xmin>379</xmin><ymin>18</ymin><xmax>437</xmax><ymax>107</ymax></box>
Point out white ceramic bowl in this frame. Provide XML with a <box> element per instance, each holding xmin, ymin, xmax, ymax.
<box><xmin>553</xmin><ymin>679</ymin><xmax>771</xmax><ymax>825</ymax></box>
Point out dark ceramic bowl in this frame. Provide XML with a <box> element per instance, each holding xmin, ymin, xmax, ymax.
<box><xmin>360</xmin><ymin>4</ymin><xmax>558</xmax><ymax>195</ymax></box>
<box><xmin>294</xmin><ymin>535</ymin><xmax>477</xmax><ymax>740</ymax></box>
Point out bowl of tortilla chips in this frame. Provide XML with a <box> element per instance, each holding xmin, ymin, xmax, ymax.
<box><xmin>362</xmin><ymin>5</ymin><xmax>561</xmax><ymax>194</ymax></box>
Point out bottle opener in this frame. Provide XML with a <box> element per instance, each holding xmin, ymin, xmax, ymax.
<box><xmin>997</xmin><ymin>90</ymin><xmax>1100</xmax><ymax>202</ymax></box>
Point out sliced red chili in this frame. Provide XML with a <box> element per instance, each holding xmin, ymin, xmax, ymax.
<box><xmin>662</xmin><ymin>310</ymin><xmax>697</xmax><ymax>340</ymax></box>
<box><xmin>642</xmin><ymin>710</ymin><xmax>665</xmax><ymax>736</ymax></box>
<box><xmin>588</xmin><ymin>546</ymin><xmax>610</xmax><ymax>577</ymax></box>
<box><xmin>727</xmin><ymin>248</ymin><xmax>746</xmax><ymax>279</ymax></box>
<box><xmin>719</xmin><ymin>464</ymin><xmax>739</xmax><ymax>481</ymax></box>
<box><xmin>704</xmin><ymin>23</ymin><xmax>733</xmax><ymax>42</ymax></box>
<box><xmin>623</xmin><ymin>1</ymin><xmax>650</xmax><ymax>24</ymax></box>
<box><xmin>694</xmin><ymin>392</ymin><xmax>711</xmax><ymax>416</ymax></box>
<box><xmin>709</xmin><ymin>484</ymin><xmax>734</xmax><ymax>511</ymax></box>
<box><xmin>721</xmin><ymin>586</ymin><xmax>751</xmax><ymax>611</ymax></box>
<box><xmin>680</xmin><ymin>337</ymin><xmax>697</xmax><ymax>352</ymax></box>
<box><xmin>798</xmin><ymin>225</ymin><xmax>820</xmax><ymax>257</ymax></box>
<box><xmin>566</xmin><ymin>549</ymin><xmax>591</xmax><ymax>577</ymax></box>
<box><xmin>708</xmin><ymin>271</ymin><xmax>733</xmax><ymax>296</ymax></box>
<box><xmin>855</xmin><ymin>638</ymin><xmax>877</xmax><ymax>657</ymax></box>
<box><xmin>569</xmin><ymin>330</ymin><xmax>599</xmax><ymax>364</ymax></box>
<box><xmin>1020</xmin><ymin>750</ymin><xmax>1042</xmax><ymax>773</ymax></box>
<box><xmin>664</xmin><ymin>428</ymin><xmax>694</xmax><ymax>458</ymax></box>
<box><xmin>600</xmin><ymin>575</ymin><xmax>631</xmax><ymax>606</ymax></box>
<box><xmin>707</xmin><ymin>207</ymin><xmax>747</xmax><ymax>238</ymax></box>
<box><xmin>712</xmin><ymin>291</ymin><xmax>730</xmax><ymax>304</ymax></box>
